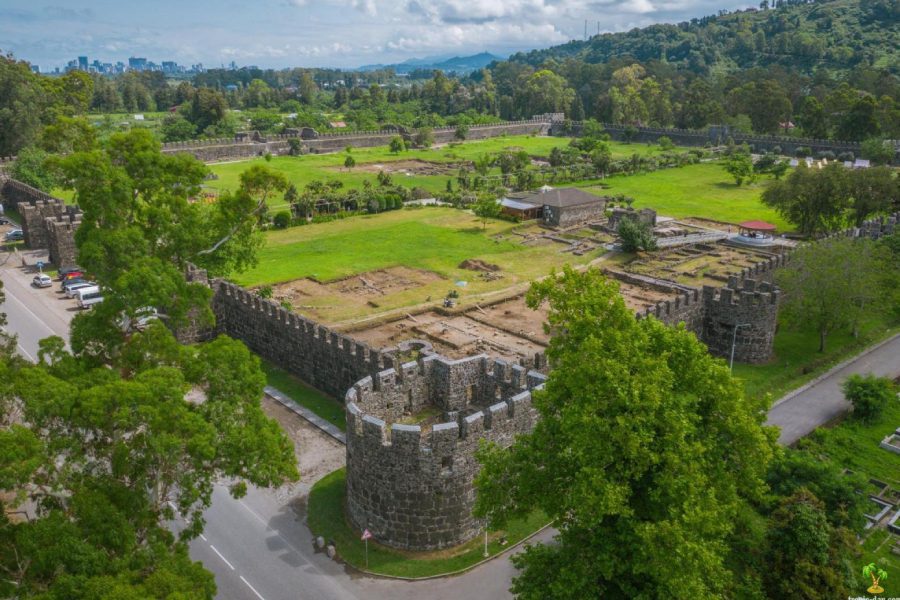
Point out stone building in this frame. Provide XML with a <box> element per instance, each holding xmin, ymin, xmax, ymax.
<box><xmin>501</xmin><ymin>187</ymin><xmax>607</xmax><ymax>227</ymax></box>
<box><xmin>345</xmin><ymin>353</ymin><xmax>544</xmax><ymax>551</ymax></box>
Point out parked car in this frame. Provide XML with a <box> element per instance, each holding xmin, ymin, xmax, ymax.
<box><xmin>0</xmin><ymin>217</ymin><xmax>10</xmax><ymax>225</ymax></box>
<box><xmin>119</xmin><ymin>306</ymin><xmax>159</xmax><ymax>332</ymax></box>
<box><xmin>76</xmin><ymin>287</ymin><xmax>103</xmax><ymax>309</ymax></box>
<box><xmin>60</xmin><ymin>274</ymin><xmax>85</xmax><ymax>289</ymax></box>
<box><xmin>31</xmin><ymin>274</ymin><xmax>52</xmax><ymax>288</ymax></box>
<box><xmin>61</xmin><ymin>277</ymin><xmax>86</xmax><ymax>292</ymax></box>
<box><xmin>60</xmin><ymin>270</ymin><xmax>84</xmax><ymax>283</ymax></box>
<box><xmin>58</xmin><ymin>266</ymin><xmax>82</xmax><ymax>280</ymax></box>
<box><xmin>65</xmin><ymin>281</ymin><xmax>98</xmax><ymax>298</ymax></box>
<box><xmin>3</xmin><ymin>229</ymin><xmax>24</xmax><ymax>241</ymax></box>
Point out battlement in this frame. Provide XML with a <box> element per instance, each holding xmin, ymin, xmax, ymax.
<box><xmin>44</xmin><ymin>213</ymin><xmax>82</xmax><ymax>268</ymax></box>
<box><xmin>700</xmin><ymin>278</ymin><xmax>780</xmax><ymax>364</ymax></box>
<box><xmin>344</xmin><ymin>353</ymin><xmax>544</xmax><ymax>551</ymax></box>
<box><xmin>212</xmin><ymin>280</ymin><xmax>390</xmax><ymax>398</ymax></box>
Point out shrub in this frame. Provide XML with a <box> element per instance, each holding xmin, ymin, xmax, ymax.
<box><xmin>618</xmin><ymin>218</ymin><xmax>657</xmax><ymax>253</ymax></box>
<box><xmin>273</xmin><ymin>210</ymin><xmax>291</xmax><ymax>229</ymax></box>
<box><xmin>258</xmin><ymin>285</ymin><xmax>273</xmax><ymax>299</ymax></box>
<box><xmin>794</xmin><ymin>146</ymin><xmax>812</xmax><ymax>158</ymax></box>
<box><xmin>843</xmin><ymin>374</ymin><xmax>895</xmax><ymax>424</ymax></box>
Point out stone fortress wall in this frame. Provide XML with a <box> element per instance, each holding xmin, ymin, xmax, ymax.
<box><xmin>344</xmin><ymin>353</ymin><xmax>545</xmax><ymax>550</ymax></box>
<box><xmin>553</xmin><ymin>121</ymin><xmax>900</xmax><ymax>164</ymax></box>
<box><xmin>159</xmin><ymin>118</ymin><xmax>551</xmax><ymax>163</ymax></box>
<box><xmin>0</xmin><ymin>177</ymin><xmax>82</xmax><ymax>268</ymax></box>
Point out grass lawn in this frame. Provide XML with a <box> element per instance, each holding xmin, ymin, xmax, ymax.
<box><xmin>307</xmin><ymin>468</ymin><xmax>549</xmax><ymax>578</ymax></box>
<box><xmin>576</xmin><ymin>162</ymin><xmax>790</xmax><ymax>231</ymax></box>
<box><xmin>734</xmin><ymin>316</ymin><xmax>899</xmax><ymax>404</ymax></box>
<box><xmin>205</xmin><ymin>135</ymin><xmax>680</xmax><ymax>206</ymax></box>
<box><xmin>796</xmin><ymin>397</ymin><xmax>900</xmax><ymax>584</ymax></box>
<box><xmin>261</xmin><ymin>360</ymin><xmax>345</xmax><ymax>430</ymax></box>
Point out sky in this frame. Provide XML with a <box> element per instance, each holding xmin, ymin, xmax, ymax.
<box><xmin>1</xmin><ymin>0</ymin><xmax>756</xmax><ymax>71</ymax></box>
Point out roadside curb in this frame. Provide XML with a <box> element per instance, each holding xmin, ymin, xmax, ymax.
<box><xmin>770</xmin><ymin>332</ymin><xmax>900</xmax><ymax>409</ymax></box>
<box><xmin>345</xmin><ymin>521</ymin><xmax>555</xmax><ymax>581</ymax></box>
<box><xmin>264</xmin><ymin>386</ymin><xmax>346</xmax><ymax>444</ymax></box>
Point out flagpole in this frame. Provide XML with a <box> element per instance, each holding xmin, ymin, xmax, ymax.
<box><xmin>365</xmin><ymin>537</ymin><xmax>369</xmax><ymax>569</ymax></box>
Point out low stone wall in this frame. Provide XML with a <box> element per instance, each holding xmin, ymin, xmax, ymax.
<box><xmin>345</xmin><ymin>353</ymin><xmax>545</xmax><ymax>550</ymax></box>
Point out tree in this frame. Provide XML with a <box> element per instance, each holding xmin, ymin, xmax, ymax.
<box><xmin>590</xmin><ymin>143</ymin><xmax>612</xmax><ymax>174</ymax></box>
<box><xmin>516</xmin><ymin>70</ymin><xmax>575</xmax><ymax>117</ymax></box>
<box><xmin>472</xmin><ymin>197</ymin><xmax>500</xmax><ymax>229</ymax></box>
<box><xmin>775</xmin><ymin>237</ymin><xmax>892</xmax><ymax>351</ymax></box>
<box><xmin>344</xmin><ymin>154</ymin><xmax>356</xmax><ymax>170</ymax></box>
<box><xmin>38</xmin><ymin>116</ymin><xmax>96</xmax><ymax>154</ymax></box>
<box><xmin>617</xmin><ymin>217</ymin><xmax>657</xmax><ymax>252</ymax></box>
<box><xmin>188</xmin><ymin>88</ymin><xmax>229</xmax><ymax>134</ymax></box>
<box><xmin>658</xmin><ymin>136</ymin><xmax>675</xmax><ymax>151</ymax></box>
<box><xmin>273</xmin><ymin>210</ymin><xmax>291</xmax><ymax>229</ymax></box>
<box><xmin>0</xmin><ymin>330</ymin><xmax>297</xmax><ymax>597</ymax></box>
<box><xmin>860</xmin><ymin>138</ymin><xmax>895</xmax><ymax>166</ymax></box>
<box><xmin>475</xmin><ymin>267</ymin><xmax>774</xmax><ymax>599</ymax></box>
<box><xmin>160</xmin><ymin>114</ymin><xmax>197</xmax><ymax>142</ymax></box>
<box><xmin>837</xmin><ymin>96</ymin><xmax>880</xmax><ymax>141</ymax></box>
<box><xmin>724</xmin><ymin>150</ymin><xmax>756</xmax><ymax>186</ymax></box>
<box><xmin>848</xmin><ymin>166</ymin><xmax>897</xmax><ymax>225</ymax></box>
<box><xmin>9</xmin><ymin>146</ymin><xmax>58</xmax><ymax>192</ymax></box>
<box><xmin>796</xmin><ymin>97</ymin><xmax>829</xmax><ymax>139</ymax></box>
<box><xmin>763</xmin><ymin>489</ymin><xmax>857</xmax><ymax>600</ymax></box>
<box><xmin>761</xmin><ymin>164</ymin><xmax>850</xmax><ymax>236</ymax></box>
<box><xmin>454</xmin><ymin>124</ymin><xmax>469</xmax><ymax>140</ymax></box>
<box><xmin>843</xmin><ymin>373</ymin><xmax>895</xmax><ymax>424</ymax></box>
<box><xmin>54</xmin><ymin>129</ymin><xmax>284</xmax><ymax>357</ymax></box>
<box><xmin>389</xmin><ymin>136</ymin><xmax>405</xmax><ymax>153</ymax></box>
<box><xmin>728</xmin><ymin>80</ymin><xmax>792</xmax><ymax>134</ymax></box>
<box><xmin>414</xmin><ymin>127</ymin><xmax>434</xmax><ymax>148</ymax></box>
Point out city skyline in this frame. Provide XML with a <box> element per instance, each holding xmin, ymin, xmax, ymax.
<box><xmin>3</xmin><ymin>0</ymin><xmax>758</xmax><ymax>71</ymax></box>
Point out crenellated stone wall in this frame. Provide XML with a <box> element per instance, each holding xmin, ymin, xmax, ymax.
<box><xmin>0</xmin><ymin>178</ymin><xmax>82</xmax><ymax>266</ymax></box>
<box><xmin>700</xmin><ymin>278</ymin><xmax>780</xmax><ymax>364</ymax></box>
<box><xmin>160</xmin><ymin>118</ymin><xmax>550</xmax><ymax>162</ymax></box>
<box><xmin>344</xmin><ymin>354</ymin><xmax>545</xmax><ymax>550</ymax></box>
<box><xmin>552</xmin><ymin>121</ymin><xmax>898</xmax><ymax>164</ymax></box>
<box><xmin>210</xmin><ymin>279</ymin><xmax>395</xmax><ymax>399</ymax></box>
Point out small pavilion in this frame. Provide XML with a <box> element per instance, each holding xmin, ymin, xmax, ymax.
<box><xmin>735</xmin><ymin>220</ymin><xmax>777</xmax><ymax>245</ymax></box>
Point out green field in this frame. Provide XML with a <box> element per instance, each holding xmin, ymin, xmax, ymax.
<box><xmin>307</xmin><ymin>468</ymin><xmax>549</xmax><ymax>578</ymax></box>
<box><xmin>734</xmin><ymin>316</ymin><xmax>899</xmax><ymax>403</ymax></box>
<box><xmin>577</xmin><ymin>162</ymin><xmax>789</xmax><ymax>231</ymax></box>
<box><xmin>206</xmin><ymin>134</ymin><xmax>677</xmax><ymax>205</ymax></box>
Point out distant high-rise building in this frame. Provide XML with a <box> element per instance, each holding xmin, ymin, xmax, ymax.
<box><xmin>30</xmin><ymin>64</ymin><xmax>40</xmax><ymax>74</ymax></box>
<box><xmin>78</xmin><ymin>56</ymin><xmax>88</xmax><ymax>71</ymax></box>
<box><xmin>128</xmin><ymin>57</ymin><xmax>148</xmax><ymax>71</ymax></box>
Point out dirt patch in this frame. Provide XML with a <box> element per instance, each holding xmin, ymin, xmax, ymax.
<box><xmin>330</xmin><ymin>159</ymin><xmax>464</xmax><ymax>176</ymax></box>
<box><xmin>458</xmin><ymin>259</ymin><xmax>500</xmax><ymax>273</ymax></box>
<box><xmin>261</xmin><ymin>396</ymin><xmax>345</xmax><ymax>488</ymax></box>
<box><xmin>326</xmin><ymin>266</ymin><xmax>443</xmax><ymax>297</ymax></box>
<box><xmin>348</xmin><ymin>310</ymin><xmax>546</xmax><ymax>363</ymax></box>
<box><xmin>625</xmin><ymin>243</ymin><xmax>776</xmax><ymax>287</ymax></box>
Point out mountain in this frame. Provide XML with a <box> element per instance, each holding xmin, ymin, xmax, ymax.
<box><xmin>506</xmin><ymin>0</ymin><xmax>898</xmax><ymax>76</ymax></box>
<box><xmin>358</xmin><ymin>52</ymin><xmax>503</xmax><ymax>74</ymax></box>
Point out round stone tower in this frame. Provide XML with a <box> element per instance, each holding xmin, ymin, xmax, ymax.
<box><xmin>344</xmin><ymin>353</ymin><xmax>545</xmax><ymax>551</ymax></box>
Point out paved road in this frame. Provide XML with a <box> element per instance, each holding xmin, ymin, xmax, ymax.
<box><xmin>0</xmin><ymin>249</ymin><xmax>73</xmax><ymax>360</ymax></box>
<box><xmin>5</xmin><ymin>257</ymin><xmax>898</xmax><ymax>599</ymax></box>
<box><xmin>766</xmin><ymin>333</ymin><xmax>900</xmax><ymax>445</ymax></box>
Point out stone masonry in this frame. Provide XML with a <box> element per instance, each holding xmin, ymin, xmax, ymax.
<box><xmin>701</xmin><ymin>277</ymin><xmax>780</xmax><ymax>364</ymax></box>
<box><xmin>345</xmin><ymin>353</ymin><xmax>544</xmax><ymax>550</ymax></box>
<box><xmin>0</xmin><ymin>177</ymin><xmax>82</xmax><ymax>267</ymax></box>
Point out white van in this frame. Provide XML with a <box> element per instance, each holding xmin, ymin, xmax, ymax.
<box><xmin>76</xmin><ymin>286</ymin><xmax>104</xmax><ymax>309</ymax></box>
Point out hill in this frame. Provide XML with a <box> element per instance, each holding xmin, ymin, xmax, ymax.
<box><xmin>359</xmin><ymin>52</ymin><xmax>503</xmax><ymax>74</ymax></box>
<box><xmin>508</xmin><ymin>0</ymin><xmax>898</xmax><ymax>76</ymax></box>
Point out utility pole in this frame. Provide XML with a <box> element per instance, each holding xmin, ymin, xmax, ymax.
<box><xmin>584</xmin><ymin>19</ymin><xmax>587</xmax><ymax>40</ymax></box>
<box><xmin>730</xmin><ymin>323</ymin><xmax>752</xmax><ymax>371</ymax></box>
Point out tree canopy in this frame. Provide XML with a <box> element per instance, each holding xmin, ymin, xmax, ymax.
<box><xmin>475</xmin><ymin>267</ymin><xmax>775</xmax><ymax>599</ymax></box>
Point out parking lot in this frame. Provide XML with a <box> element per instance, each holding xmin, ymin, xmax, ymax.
<box><xmin>0</xmin><ymin>240</ymin><xmax>79</xmax><ymax>359</ymax></box>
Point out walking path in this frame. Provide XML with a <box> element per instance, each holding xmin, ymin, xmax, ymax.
<box><xmin>766</xmin><ymin>333</ymin><xmax>900</xmax><ymax>445</ymax></box>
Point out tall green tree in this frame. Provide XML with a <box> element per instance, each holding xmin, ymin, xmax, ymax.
<box><xmin>775</xmin><ymin>236</ymin><xmax>893</xmax><ymax>351</ymax></box>
<box><xmin>761</xmin><ymin>164</ymin><xmax>850</xmax><ymax>236</ymax></box>
<box><xmin>795</xmin><ymin>96</ymin><xmax>829</xmax><ymax>139</ymax></box>
<box><xmin>475</xmin><ymin>267</ymin><xmax>775</xmax><ymax>599</ymax></box>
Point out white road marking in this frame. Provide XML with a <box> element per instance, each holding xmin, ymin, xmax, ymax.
<box><xmin>15</xmin><ymin>343</ymin><xmax>35</xmax><ymax>361</ymax></box>
<box><xmin>209</xmin><ymin>545</ymin><xmax>235</xmax><ymax>570</ymax></box>
<box><xmin>239</xmin><ymin>499</ymin><xmax>269</xmax><ymax>527</ymax></box>
<box><xmin>199</xmin><ymin>533</ymin><xmax>207</xmax><ymax>542</ymax></box>
<box><xmin>240</xmin><ymin>575</ymin><xmax>266</xmax><ymax>600</ymax></box>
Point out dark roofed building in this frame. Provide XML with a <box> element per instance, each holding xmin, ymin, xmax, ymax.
<box><xmin>512</xmin><ymin>187</ymin><xmax>607</xmax><ymax>227</ymax></box>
